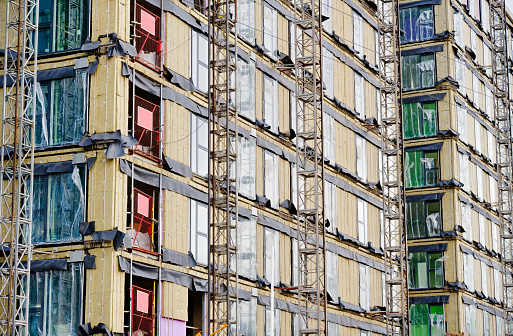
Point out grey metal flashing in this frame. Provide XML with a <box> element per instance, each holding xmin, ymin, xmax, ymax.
<box><xmin>400</xmin><ymin>44</ymin><xmax>443</xmax><ymax>56</ymax></box>
<box><xmin>162</xmin><ymin>248</ymin><xmax>197</xmax><ymax>267</ymax></box>
<box><xmin>163</xmin><ymin>156</ymin><xmax>193</xmax><ymax>178</ymax></box>
<box><xmin>145</xmin><ymin>0</ymin><xmax>208</xmax><ymax>34</ymax></box>
<box><xmin>325</xmin><ymin>173</ymin><xmax>383</xmax><ymax>209</ymax></box>
<box><xmin>457</xmin><ymin>145</ymin><xmax>498</xmax><ymax>181</ymax></box>
<box><xmin>119</xmin><ymin>159</ymin><xmax>209</xmax><ymax>203</ymax></box>
<box><xmin>408</xmin><ymin>243</ymin><xmax>448</xmax><ymax>253</ymax></box>
<box><xmin>323</xmin><ymin>104</ymin><xmax>381</xmax><ymax>148</ymax></box>
<box><xmin>461</xmin><ymin>296</ymin><xmax>505</xmax><ymax>317</ymax></box>
<box><xmin>401</xmin><ymin>92</ymin><xmax>446</xmax><ymax>104</ymax></box>
<box><xmin>399</xmin><ymin>0</ymin><xmax>441</xmax><ymax>9</ymax></box>
<box><xmin>466</xmin><ymin>106</ymin><xmax>496</xmax><ymax>136</ymax></box>
<box><xmin>409</xmin><ymin>295</ymin><xmax>449</xmax><ymax>304</ymax></box>
<box><xmin>460</xmin><ymin>245</ymin><xmax>501</xmax><ymax>270</ymax></box>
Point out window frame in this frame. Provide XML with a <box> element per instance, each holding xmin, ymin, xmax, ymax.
<box><xmin>262</xmin><ymin>3</ymin><xmax>278</xmax><ymax>58</ymax></box>
<box><xmin>402</xmin><ymin>101</ymin><xmax>438</xmax><ymax>139</ymax></box>
<box><xmin>191</xmin><ymin>30</ymin><xmax>209</xmax><ymax>93</ymax></box>
<box><xmin>191</xmin><ymin>114</ymin><xmax>209</xmax><ymax>177</ymax></box>
<box><xmin>357</xmin><ymin>198</ymin><xmax>368</xmax><ymax>245</ymax></box>
<box><xmin>263</xmin><ymin>75</ymin><xmax>279</xmax><ymax>133</ymax></box>
<box><xmin>399</xmin><ymin>5</ymin><xmax>435</xmax><ymax>44</ymax></box>
<box><xmin>409</xmin><ymin>303</ymin><xmax>445</xmax><ymax>336</ymax></box>
<box><xmin>35</xmin><ymin>0</ymin><xmax>90</xmax><ymax>55</ymax></box>
<box><xmin>409</xmin><ymin>251</ymin><xmax>444</xmax><ymax>290</ymax></box>
<box><xmin>263</xmin><ymin>150</ymin><xmax>279</xmax><ymax>208</ymax></box>
<box><xmin>405</xmin><ymin>149</ymin><xmax>440</xmax><ymax>188</ymax></box>
<box><xmin>190</xmin><ymin>199</ymin><xmax>209</xmax><ymax>265</ymax></box>
<box><xmin>32</xmin><ymin>165</ymin><xmax>87</xmax><ymax>245</ymax></box>
<box><xmin>406</xmin><ymin>199</ymin><xmax>442</xmax><ymax>239</ymax></box>
<box><xmin>264</xmin><ymin>228</ymin><xmax>280</xmax><ymax>285</ymax></box>
<box><xmin>33</xmin><ymin>69</ymin><xmax>89</xmax><ymax>149</ymax></box>
<box><xmin>401</xmin><ymin>52</ymin><xmax>436</xmax><ymax>91</ymax></box>
<box><xmin>355</xmin><ymin>135</ymin><xmax>367</xmax><ymax>181</ymax></box>
<box><xmin>28</xmin><ymin>263</ymin><xmax>84</xmax><ymax>336</ymax></box>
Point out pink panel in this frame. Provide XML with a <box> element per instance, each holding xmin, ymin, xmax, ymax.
<box><xmin>138</xmin><ymin>106</ymin><xmax>154</xmax><ymax>131</ymax></box>
<box><xmin>160</xmin><ymin>318</ymin><xmax>186</xmax><ymax>336</ymax></box>
<box><xmin>136</xmin><ymin>290</ymin><xmax>149</xmax><ymax>314</ymax></box>
<box><xmin>140</xmin><ymin>9</ymin><xmax>156</xmax><ymax>36</ymax></box>
<box><xmin>137</xmin><ymin>193</ymin><xmax>150</xmax><ymax>218</ymax></box>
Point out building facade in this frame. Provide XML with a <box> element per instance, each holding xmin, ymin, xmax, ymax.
<box><xmin>0</xmin><ymin>0</ymin><xmax>511</xmax><ymax>335</ymax></box>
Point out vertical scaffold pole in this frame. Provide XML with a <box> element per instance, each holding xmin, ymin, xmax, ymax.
<box><xmin>377</xmin><ymin>0</ymin><xmax>408</xmax><ymax>334</ymax></box>
<box><xmin>0</xmin><ymin>1</ymin><xmax>38</xmax><ymax>336</ymax></box>
<box><xmin>490</xmin><ymin>1</ymin><xmax>513</xmax><ymax>334</ymax></box>
<box><xmin>293</xmin><ymin>0</ymin><xmax>326</xmax><ymax>334</ymax></box>
<box><xmin>208</xmin><ymin>0</ymin><xmax>239</xmax><ymax>333</ymax></box>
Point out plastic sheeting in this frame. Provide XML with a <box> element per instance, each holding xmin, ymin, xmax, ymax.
<box><xmin>406</xmin><ymin>200</ymin><xmax>441</xmax><ymax>238</ymax></box>
<box><xmin>402</xmin><ymin>53</ymin><xmax>435</xmax><ymax>90</ymax></box>
<box><xmin>238</xmin><ymin>217</ymin><xmax>257</xmax><ymax>280</ymax></box>
<box><xmin>410</xmin><ymin>303</ymin><xmax>444</xmax><ymax>336</ymax></box>
<box><xmin>32</xmin><ymin>165</ymin><xmax>85</xmax><ymax>244</ymax></box>
<box><xmin>31</xmin><ymin>69</ymin><xmax>87</xmax><ymax>149</ymax></box>
<box><xmin>405</xmin><ymin>150</ymin><xmax>439</xmax><ymax>188</ymax></box>
<box><xmin>399</xmin><ymin>6</ymin><xmax>434</xmax><ymax>43</ymax></box>
<box><xmin>403</xmin><ymin>102</ymin><xmax>437</xmax><ymax>139</ymax></box>
<box><xmin>28</xmin><ymin>263</ymin><xmax>83</xmax><ymax>336</ymax></box>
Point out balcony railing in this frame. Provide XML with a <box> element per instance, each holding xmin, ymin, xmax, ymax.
<box><xmin>134</xmin><ymin>95</ymin><xmax>161</xmax><ymax>162</ymax></box>
<box><xmin>132</xmin><ymin>286</ymin><xmax>154</xmax><ymax>336</ymax></box>
<box><xmin>135</xmin><ymin>4</ymin><xmax>162</xmax><ymax>72</ymax></box>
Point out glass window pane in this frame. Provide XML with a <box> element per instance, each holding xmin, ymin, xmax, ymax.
<box><xmin>420</xmin><ymin>54</ymin><xmax>435</xmax><ymax>87</ymax></box>
<box><xmin>429</xmin><ymin>304</ymin><xmax>445</xmax><ymax>336</ymax></box>
<box><xmin>409</xmin><ymin>252</ymin><xmax>428</xmax><ymax>289</ymax></box>
<box><xmin>422</xmin><ymin>102</ymin><xmax>437</xmax><ymax>136</ymax></box>
<box><xmin>406</xmin><ymin>201</ymin><xmax>426</xmax><ymax>238</ymax></box>
<box><xmin>410</xmin><ymin>303</ymin><xmax>429</xmax><ymax>336</ymax></box>
<box><xmin>426</xmin><ymin>201</ymin><xmax>441</xmax><ymax>236</ymax></box>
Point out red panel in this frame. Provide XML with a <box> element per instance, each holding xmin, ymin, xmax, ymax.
<box><xmin>137</xmin><ymin>193</ymin><xmax>150</xmax><ymax>218</ymax></box>
<box><xmin>138</xmin><ymin>106</ymin><xmax>154</xmax><ymax>131</ymax></box>
<box><xmin>136</xmin><ymin>290</ymin><xmax>149</xmax><ymax>314</ymax></box>
<box><xmin>140</xmin><ymin>9</ymin><xmax>156</xmax><ymax>36</ymax></box>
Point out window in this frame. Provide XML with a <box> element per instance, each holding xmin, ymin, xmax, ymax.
<box><xmin>326</xmin><ymin>251</ymin><xmax>338</xmax><ymax>300</ymax></box>
<box><xmin>492</xmin><ymin>222</ymin><xmax>498</xmax><ymax>253</ymax></box>
<box><xmin>463</xmin><ymin>252</ymin><xmax>474</xmax><ymax>292</ymax></box>
<box><xmin>33</xmin><ymin>70</ymin><xmax>88</xmax><ymax>149</ymax></box>
<box><xmin>403</xmin><ymin>101</ymin><xmax>437</xmax><ymax>138</ymax></box>
<box><xmin>481</xmin><ymin>261</ymin><xmax>488</xmax><ymax>297</ymax></box>
<box><xmin>353</xmin><ymin>11</ymin><xmax>363</xmax><ymax>56</ymax></box>
<box><xmin>476</xmin><ymin>168</ymin><xmax>483</xmax><ymax>200</ymax></box>
<box><xmin>354</xmin><ymin>72</ymin><xmax>365</xmax><ymax>117</ymax></box>
<box><xmin>356</xmin><ymin>135</ymin><xmax>367</xmax><ymax>181</ymax></box>
<box><xmin>325</xmin><ymin>181</ymin><xmax>337</xmax><ymax>233</ymax></box>
<box><xmin>399</xmin><ymin>6</ymin><xmax>434</xmax><ymax>43</ymax></box>
<box><xmin>374</xmin><ymin>30</ymin><xmax>379</xmax><ymax>66</ymax></box>
<box><xmin>237</xmin><ymin>135</ymin><xmax>256</xmax><ymax>198</ymax></box>
<box><xmin>457</xmin><ymin>103</ymin><xmax>467</xmax><ymax>142</ymax></box>
<box><xmin>494</xmin><ymin>268</ymin><xmax>501</xmax><ymax>301</ymax></box>
<box><xmin>461</xmin><ymin>201</ymin><xmax>472</xmax><ymax>241</ymax></box>
<box><xmin>406</xmin><ymin>199</ymin><xmax>441</xmax><ymax>238</ymax></box>
<box><xmin>291</xmin><ymin>238</ymin><xmax>298</xmax><ymax>286</ymax></box>
<box><xmin>359</xmin><ymin>264</ymin><xmax>370</xmax><ymax>311</ymax></box>
<box><xmin>29</xmin><ymin>263</ymin><xmax>83</xmax><ymax>336</ymax></box>
<box><xmin>263</xmin><ymin>3</ymin><xmax>278</xmax><ymax>58</ymax></box>
<box><xmin>487</xmin><ymin>129</ymin><xmax>494</xmax><ymax>163</ymax></box>
<box><xmin>455</xmin><ymin>55</ymin><xmax>466</xmax><ymax>94</ymax></box>
<box><xmin>238</xmin><ymin>216</ymin><xmax>257</xmax><ymax>280</ymax></box>
<box><xmin>264</xmin><ymin>228</ymin><xmax>280</xmax><ymax>285</ymax></box>
<box><xmin>327</xmin><ymin>323</ymin><xmax>339</xmax><ymax>336</ymax></box>
<box><xmin>135</xmin><ymin>4</ymin><xmax>161</xmax><ymax>71</ymax></box>
<box><xmin>409</xmin><ymin>251</ymin><xmax>444</xmax><ymax>289</ymax></box>
<box><xmin>191</xmin><ymin>31</ymin><xmax>208</xmax><ymax>93</ymax></box>
<box><xmin>36</xmin><ymin>0</ymin><xmax>89</xmax><ymax>54</ymax></box>
<box><xmin>402</xmin><ymin>53</ymin><xmax>435</xmax><ymax>90</ymax></box>
<box><xmin>321</xmin><ymin>0</ymin><xmax>332</xmax><ymax>33</ymax></box>
<box><xmin>263</xmin><ymin>75</ymin><xmax>279</xmax><ymax>132</ymax></box>
<box><xmin>133</xmin><ymin>95</ymin><xmax>161</xmax><ymax>161</ymax></box>
<box><xmin>357</xmin><ymin>199</ymin><xmax>368</xmax><ymax>245</ymax></box>
<box><xmin>405</xmin><ymin>150</ymin><xmax>439</xmax><ymax>188</ymax></box>
<box><xmin>479</xmin><ymin>213</ymin><xmax>486</xmax><ymax>247</ymax></box>
<box><xmin>130</xmin><ymin>187</ymin><xmax>157</xmax><ymax>252</ymax></box>
<box><xmin>410</xmin><ymin>303</ymin><xmax>444</xmax><ymax>336</ymax></box>
<box><xmin>323</xmin><ymin>112</ymin><xmax>335</xmax><ymax>163</ymax></box>
<box><xmin>292</xmin><ymin>313</ymin><xmax>299</xmax><ymax>336</ymax></box>
<box><xmin>497</xmin><ymin>316</ymin><xmax>503</xmax><ymax>336</ymax></box>
<box><xmin>265</xmin><ymin>307</ymin><xmax>280</xmax><ymax>336</ymax></box>
<box><xmin>264</xmin><ymin>150</ymin><xmax>279</xmax><ymax>208</ymax></box>
<box><xmin>239</xmin><ymin>298</ymin><xmax>257</xmax><ymax>336</ymax></box>
<box><xmin>464</xmin><ymin>304</ymin><xmax>476</xmax><ymax>336</ymax></box>
<box><xmin>453</xmin><ymin>10</ymin><xmax>464</xmax><ymax>47</ymax></box>
<box><xmin>290</xmin><ymin>163</ymin><xmax>298</xmax><ymax>205</ymax></box>
<box><xmin>472</xmin><ymin>75</ymin><xmax>480</xmax><ymax>108</ymax></box>
<box><xmin>190</xmin><ymin>200</ymin><xmax>208</xmax><ymax>265</ymax></box>
<box><xmin>324</xmin><ymin>48</ymin><xmax>334</xmax><ymax>99</ymax></box>
<box><xmin>32</xmin><ymin>165</ymin><xmax>85</xmax><ymax>244</ymax></box>
<box><xmin>238</xmin><ymin>58</ymin><xmax>256</xmax><ymax>120</ymax></box>
<box><xmin>238</xmin><ymin>0</ymin><xmax>255</xmax><ymax>42</ymax></box>
<box><xmin>191</xmin><ymin>115</ymin><xmax>208</xmax><ymax>177</ymax></box>
<box><xmin>459</xmin><ymin>152</ymin><xmax>470</xmax><ymax>191</ymax></box>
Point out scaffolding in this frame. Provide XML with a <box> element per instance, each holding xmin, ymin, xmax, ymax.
<box><xmin>208</xmin><ymin>0</ymin><xmax>239</xmax><ymax>333</ymax></box>
<box><xmin>490</xmin><ymin>0</ymin><xmax>513</xmax><ymax>334</ymax></box>
<box><xmin>0</xmin><ymin>1</ymin><xmax>39</xmax><ymax>336</ymax></box>
<box><xmin>293</xmin><ymin>0</ymin><xmax>326</xmax><ymax>334</ymax></box>
<box><xmin>377</xmin><ymin>0</ymin><xmax>408</xmax><ymax>334</ymax></box>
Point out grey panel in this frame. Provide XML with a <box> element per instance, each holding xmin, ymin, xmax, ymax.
<box><xmin>162</xmin><ymin>248</ymin><xmax>197</xmax><ymax>267</ymax></box>
<box><xmin>325</xmin><ymin>173</ymin><xmax>383</xmax><ymax>209</ymax></box>
<box><xmin>163</xmin><ymin>156</ymin><xmax>193</xmax><ymax>178</ymax></box>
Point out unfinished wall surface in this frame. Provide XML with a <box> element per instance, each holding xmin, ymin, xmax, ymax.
<box><xmin>0</xmin><ymin>0</ymin><xmax>511</xmax><ymax>335</ymax></box>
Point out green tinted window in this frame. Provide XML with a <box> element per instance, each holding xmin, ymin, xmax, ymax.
<box><xmin>409</xmin><ymin>251</ymin><xmax>444</xmax><ymax>289</ymax></box>
<box><xmin>406</xmin><ymin>200</ymin><xmax>441</xmax><ymax>239</ymax></box>
<box><xmin>405</xmin><ymin>150</ymin><xmax>439</xmax><ymax>188</ymax></box>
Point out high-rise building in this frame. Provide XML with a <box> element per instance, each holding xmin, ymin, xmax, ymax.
<box><xmin>0</xmin><ymin>0</ymin><xmax>511</xmax><ymax>335</ymax></box>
